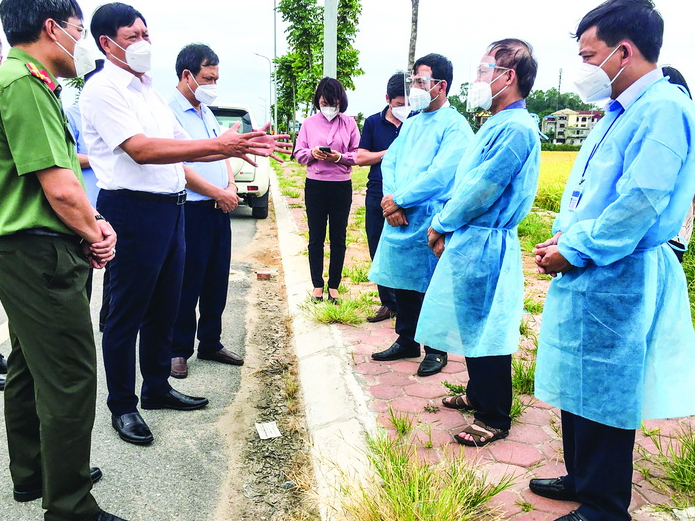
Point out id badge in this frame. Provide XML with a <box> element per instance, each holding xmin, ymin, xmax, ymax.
<box><xmin>568</xmin><ymin>185</ymin><xmax>583</xmax><ymax>211</ymax></box>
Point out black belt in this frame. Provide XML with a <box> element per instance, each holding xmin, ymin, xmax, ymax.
<box><xmin>186</xmin><ymin>199</ymin><xmax>217</xmax><ymax>208</ymax></box>
<box><xmin>113</xmin><ymin>189</ymin><xmax>187</xmax><ymax>205</ymax></box>
<box><xmin>9</xmin><ymin>229</ymin><xmax>80</xmax><ymax>242</ymax></box>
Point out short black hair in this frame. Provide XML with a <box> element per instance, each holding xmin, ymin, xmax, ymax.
<box><xmin>0</xmin><ymin>0</ymin><xmax>83</xmax><ymax>46</ymax></box>
<box><xmin>175</xmin><ymin>43</ymin><xmax>220</xmax><ymax>80</ymax></box>
<box><xmin>90</xmin><ymin>2</ymin><xmax>147</xmax><ymax>55</ymax></box>
<box><xmin>487</xmin><ymin>38</ymin><xmax>538</xmax><ymax>98</ymax></box>
<box><xmin>386</xmin><ymin>72</ymin><xmax>406</xmax><ymax>99</ymax></box>
<box><xmin>663</xmin><ymin>66</ymin><xmax>691</xmax><ymax>100</ymax></box>
<box><xmin>575</xmin><ymin>0</ymin><xmax>663</xmax><ymax>63</ymax></box>
<box><xmin>312</xmin><ymin>77</ymin><xmax>348</xmax><ymax>113</ymax></box>
<box><xmin>413</xmin><ymin>53</ymin><xmax>453</xmax><ymax>94</ymax></box>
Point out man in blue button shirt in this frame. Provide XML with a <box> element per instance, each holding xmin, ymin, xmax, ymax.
<box><xmin>169</xmin><ymin>43</ymin><xmax>243</xmax><ymax>379</ymax></box>
<box><xmin>357</xmin><ymin>72</ymin><xmax>408</xmax><ymax>322</ymax></box>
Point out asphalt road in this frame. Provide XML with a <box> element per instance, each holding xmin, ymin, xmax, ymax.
<box><xmin>0</xmin><ymin>205</ymin><xmax>258</xmax><ymax>521</ymax></box>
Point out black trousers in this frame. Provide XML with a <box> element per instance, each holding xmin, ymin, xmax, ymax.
<box><xmin>561</xmin><ymin>410</ymin><xmax>635</xmax><ymax>521</ymax></box>
<box><xmin>305</xmin><ymin>178</ymin><xmax>352</xmax><ymax>289</ymax></box>
<box><xmin>171</xmin><ymin>202</ymin><xmax>231</xmax><ymax>359</ymax></box>
<box><xmin>394</xmin><ymin>288</ymin><xmax>443</xmax><ymax>356</ymax></box>
<box><xmin>365</xmin><ymin>193</ymin><xmax>397</xmax><ymax>311</ymax></box>
<box><xmin>464</xmin><ymin>354</ymin><xmax>512</xmax><ymax>430</ymax></box>
<box><xmin>98</xmin><ymin>190</ymin><xmax>185</xmax><ymax>416</ymax></box>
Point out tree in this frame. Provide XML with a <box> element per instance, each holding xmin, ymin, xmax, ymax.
<box><xmin>526</xmin><ymin>88</ymin><xmax>597</xmax><ymax>115</ymax></box>
<box><xmin>408</xmin><ymin>0</ymin><xmax>419</xmax><ymax>72</ymax></box>
<box><xmin>274</xmin><ymin>0</ymin><xmax>364</xmax><ymax>134</ymax></box>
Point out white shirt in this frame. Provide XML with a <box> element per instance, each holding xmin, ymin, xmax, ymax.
<box><xmin>80</xmin><ymin>60</ymin><xmax>188</xmax><ymax>193</ymax></box>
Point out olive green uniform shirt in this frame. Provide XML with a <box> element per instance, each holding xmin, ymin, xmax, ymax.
<box><xmin>0</xmin><ymin>48</ymin><xmax>84</xmax><ymax>236</ymax></box>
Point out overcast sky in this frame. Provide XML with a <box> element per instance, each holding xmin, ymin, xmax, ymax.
<box><xmin>2</xmin><ymin>0</ymin><xmax>692</xmax><ymax>123</ymax></box>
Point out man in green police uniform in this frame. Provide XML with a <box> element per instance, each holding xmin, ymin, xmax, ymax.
<box><xmin>0</xmin><ymin>0</ymin><xmax>125</xmax><ymax>520</ymax></box>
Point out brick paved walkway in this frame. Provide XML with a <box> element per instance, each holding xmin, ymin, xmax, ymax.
<box><xmin>339</xmin><ymin>318</ymin><xmax>694</xmax><ymax>520</ymax></box>
<box><xmin>276</xmin><ymin>174</ymin><xmax>692</xmax><ymax>521</ymax></box>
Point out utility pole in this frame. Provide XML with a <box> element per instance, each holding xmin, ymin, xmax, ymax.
<box><xmin>556</xmin><ymin>68</ymin><xmax>563</xmax><ymax>111</ymax></box>
<box><xmin>323</xmin><ymin>0</ymin><xmax>337</xmax><ymax>78</ymax></box>
<box><xmin>273</xmin><ymin>0</ymin><xmax>278</xmax><ymax>134</ymax></box>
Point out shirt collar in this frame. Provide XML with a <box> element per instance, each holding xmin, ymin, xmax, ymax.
<box><xmin>103</xmin><ymin>59</ymin><xmax>152</xmax><ymax>90</ymax></box>
<box><xmin>8</xmin><ymin>48</ymin><xmax>61</xmax><ymax>95</ymax></box>
<box><xmin>503</xmin><ymin>99</ymin><xmax>527</xmax><ymax>111</ymax></box>
<box><xmin>172</xmin><ymin>86</ymin><xmax>201</xmax><ymax>113</ymax></box>
<box><xmin>609</xmin><ymin>68</ymin><xmax>663</xmax><ymax>112</ymax></box>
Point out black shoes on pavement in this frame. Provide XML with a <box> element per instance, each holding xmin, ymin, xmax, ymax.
<box><xmin>371</xmin><ymin>342</ymin><xmax>419</xmax><ymax>361</ymax></box>
<box><xmin>14</xmin><ymin>467</ymin><xmax>103</xmax><ymax>502</ymax></box>
<box><xmin>371</xmin><ymin>343</ymin><xmax>448</xmax><ymax>376</ymax></box>
<box><xmin>417</xmin><ymin>353</ymin><xmax>447</xmax><ymax>376</ymax></box>
<box><xmin>529</xmin><ymin>477</ymin><xmax>579</xmax><ymax>502</ymax></box>
<box><xmin>141</xmin><ymin>388</ymin><xmax>209</xmax><ymax>411</ymax></box>
<box><xmin>113</xmin><ymin>390</ymin><xmax>208</xmax><ymax>445</ymax></box>
<box><xmin>554</xmin><ymin>511</ymin><xmax>588</xmax><ymax>521</ymax></box>
<box><xmin>89</xmin><ymin>509</ymin><xmax>129</xmax><ymax>521</ymax></box>
<box><xmin>112</xmin><ymin>412</ymin><xmax>154</xmax><ymax>445</ymax></box>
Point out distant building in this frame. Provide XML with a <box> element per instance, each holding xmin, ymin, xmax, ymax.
<box><xmin>542</xmin><ymin>109</ymin><xmax>603</xmax><ymax>145</ymax></box>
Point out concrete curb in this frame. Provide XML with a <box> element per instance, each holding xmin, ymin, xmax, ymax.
<box><xmin>270</xmin><ymin>171</ymin><xmax>376</xmax><ymax>520</ymax></box>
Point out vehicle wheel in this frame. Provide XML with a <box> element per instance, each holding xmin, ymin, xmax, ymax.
<box><xmin>251</xmin><ymin>192</ymin><xmax>269</xmax><ymax>219</ymax></box>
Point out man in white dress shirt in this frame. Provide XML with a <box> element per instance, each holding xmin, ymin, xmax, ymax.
<box><xmin>81</xmin><ymin>2</ymin><xmax>286</xmax><ymax>445</ymax></box>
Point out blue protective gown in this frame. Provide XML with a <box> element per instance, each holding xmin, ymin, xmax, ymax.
<box><xmin>368</xmin><ymin>106</ymin><xmax>474</xmax><ymax>293</ymax></box>
<box><xmin>414</xmin><ymin>107</ymin><xmax>540</xmax><ymax>357</ymax></box>
<box><xmin>535</xmin><ymin>77</ymin><xmax>695</xmax><ymax>430</ymax></box>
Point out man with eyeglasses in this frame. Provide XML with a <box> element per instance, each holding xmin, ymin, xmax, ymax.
<box><xmin>369</xmin><ymin>53</ymin><xmax>474</xmax><ymax>377</ymax></box>
<box><xmin>0</xmin><ymin>0</ymin><xmax>124</xmax><ymax>519</ymax></box>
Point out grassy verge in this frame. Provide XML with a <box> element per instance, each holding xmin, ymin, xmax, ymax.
<box><xmin>339</xmin><ymin>425</ymin><xmax>512</xmax><ymax>521</ymax></box>
<box><xmin>636</xmin><ymin>425</ymin><xmax>695</xmax><ymax>509</ymax></box>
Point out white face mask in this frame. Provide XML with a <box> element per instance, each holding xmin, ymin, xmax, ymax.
<box><xmin>108</xmin><ymin>37</ymin><xmax>152</xmax><ymax>73</ymax></box>
<box><xmin>573</xmin><ymin>45</ymin><xmax>625</xmax><ymax>103</ymax></box>
<box><xmin>467</xmin><ymin>70</ymin><xmax>509</xmax><ymax>111</ymax></box>
<box><xmin>55</xmin><ymin>24</ymin><xmax>96</xmax><ymax>78</ymax></box>
<box><xmin>391</xmin><ymin>105</ymin><xmax>410</xmax><ymax>122</ymax></box>
<box><xmin>188</xmin><ymin>74</ymin><xmax>218</xmax><ymax>105</ymax></box>
<box><xmin>321</xmin><ymin>106</ymin><xmax>339</xmax><ymax>121</ymax></box>
<box><xmin>407</xmin><ymin>86</ymin><xmax>434</xmax><ymax>112</ymax></box>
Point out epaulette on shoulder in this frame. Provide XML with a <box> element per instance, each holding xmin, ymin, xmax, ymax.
<box><xmin>26</xmin><ymin>62</ymin><xmax>56</xmax><ymax>91</ymax></box>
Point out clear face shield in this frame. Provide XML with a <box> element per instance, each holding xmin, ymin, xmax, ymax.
<box><xmin>405</xmin><ymin>74</ymin><xmax>442</xmax><ymax>112</ymax></box>
<box><xmin>466</xmin><ymin>55</ymin><xmax>509</xmax><ymax>112</ymax></box>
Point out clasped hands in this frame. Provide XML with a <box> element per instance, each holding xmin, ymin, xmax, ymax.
<box><xmin>214</xmin><ymin>184</ymin><xmax>239</xmax><ymax>213</ymax></box>
<box><xmin>533</xmin><ymin>232</ymin><xmax>574</xmax><ymax>277</ymax></box>
<box><xmin>381</xmin><ymin>194</ymin><xmax>408</xmax><ymax>226</ymax></box>
<box><xmin>81</xmin><ymin>219</ymin><xmax>117</xmax><ymax>269</ymax></box>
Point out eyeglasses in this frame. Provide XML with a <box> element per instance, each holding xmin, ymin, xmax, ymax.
<box><xmin>60</xmin><ymin>20</ymin><xmax>88</xmax><ymax>40</ymax></box>
<box><xmin>407</xmin><ymin>76</ymin><xmax>443</xmax><ymax>89</ymax></box>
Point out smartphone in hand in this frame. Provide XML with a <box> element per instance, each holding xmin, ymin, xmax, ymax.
<box><xmin>319</xmin><ymin>146</ymin><xmax>331</xmax><ymax>153</ymax></box>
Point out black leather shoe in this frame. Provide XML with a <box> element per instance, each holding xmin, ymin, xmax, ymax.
<box><xmin>89</xmin><ymin>508</ymin><xmax>130</xmax><ymax>521</ymax></box>
<box><xmin>529</xmin><ymin>477</ymin><xmax>579</xmax><ymax>501</ymax></box>
<box><xmin>0</xmin><ymin>374</ymin><xmax>5</xmax><ymax>392</ymax></box>
<box><xmin>14</xmin><ymin>467</ymin><xmax>103</xmax><ymax>502</ymax></box>
<box><xmin>141</xmin><ymin>388</ymin><xmax>209</xmax><ymax>411</ymax></box>
<box><xmin>554</xmin><ymin>511</ymin><xmax>589</xmax><ymax>521</ymax></box>
<box><xmin>112</xmin><ymin>412</ymin><xmax>154</xmax><ymax>445</ymax></box>
<box><xmin>371</xmin><ymin>342</ymin><xmax>420</xmax><ymax>361</ymax></box>
<box><xmin>0</xmin><ymin>355</ymin><xmax>7</xmax><ymax>374</ymax></box>
<box><xmin>417</xmin><ymin>353</ymin><xmax>448</xmax><ymax>376</ymax></box>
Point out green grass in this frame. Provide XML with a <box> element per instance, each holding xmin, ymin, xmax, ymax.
<box><xmin>301</xmin><ymin>298</ymin><xmax>367</xmax><ymax>325</ymax></box>
<box><xmin>352</xmin><ymin>166</ymin><xmax>369</xmax><ymax>192</ymax></box>
<box><xmin>516</xmin><ymin>500</ymin><xmax>534</xmax><ymax>513</ymax></box>
<box><xmin>388</xmin><ymin>406</ymin><xmax>414</xmax><ymax>437</ymax></box>
<box><xmin>518</xmin><ymin>211</ymin><xmax>554</xmax><ymax>254</ymax></box>
<box><xmin>343</xmin><ymin>263</ymin><xmax>371</xmax><ymax>284</ymax></box>
<box><xmin>535</xmin><ymin>151</ymin><xmax>574</xmax><ymax>212</ymax></box>
<box><xmin>352</xmin><ymin>204</ymin><xmax>367</xmax><ymax>229</ymax></box>
<box><xmin>519</xmin><ymin>317</ymin><xmax>536</xmax><ymax>340</ymax></box>
<box><xmin>511</xmin><ymin>357</ymin><xmax>536</xmax><ymax>395</ymax></box>
<box><xmin>681</xmin><ymin>247</ymin><xmax>695</xmax><ymax>327</ymax></box>
<box><xmin>281</xmin><ymin>187</ymin><xmax>301</xmax><ymax>198</ymax></box>
<box><xmin>523</xmin><ymin>297</ymin><xmax>544</xmax><ymax>315</ymax></box>
<box><xmin>340</xmin><ymin>431</ymin><xmax>513</xmax><ymax>521</ymax></box>
<box><xmin>639</xmin><ymin>426</ymin><xmax>695</xmax><ymax>508</ymax></box>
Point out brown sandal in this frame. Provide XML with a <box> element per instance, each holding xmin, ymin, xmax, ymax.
<box><xmin>453</xmin><ymin>419</ymin><xmax>509</xmax><ymax>447</ymax></box>
<box><xmin>441</xmin><ymin>394</ymin><xmax>475</xmax><ymax>411</ymax></box>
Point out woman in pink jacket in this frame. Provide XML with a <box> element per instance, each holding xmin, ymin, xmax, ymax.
<box><xmin>295</xmin><ymin>78</ymin><xmax>361</xmax><ymax>303</ymax></box>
